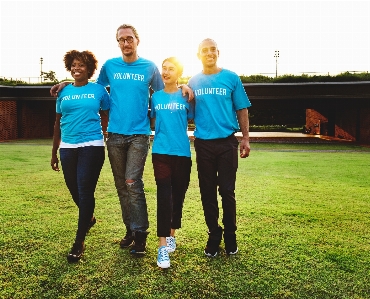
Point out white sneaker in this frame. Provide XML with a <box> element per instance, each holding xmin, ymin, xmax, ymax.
<box><xmin>166</xmin><ymin>236</ymin><xmax>176</xmax><ymax>253</ymax></box>
<box><xmin>157</xmin><ymin>246</ymin><xmax>170</xmax><ymax>268</ymax></box>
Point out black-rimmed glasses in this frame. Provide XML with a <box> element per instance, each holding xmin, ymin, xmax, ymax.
<box><xmin>117</xmin><ymin>36</ymin><xmax>134</xmax><ymax>44</ymax></box>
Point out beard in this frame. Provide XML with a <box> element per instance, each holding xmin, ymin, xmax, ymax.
<box><xmin>122</xmin><ymin>47</ymin><xmax>135</xmax><ymax>57</ymax></box>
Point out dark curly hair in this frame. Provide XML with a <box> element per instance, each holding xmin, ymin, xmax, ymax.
<box><xmin>63</xmin><ymin>50</ymin><xmax>98</xmax><ymax>79</ymax></box>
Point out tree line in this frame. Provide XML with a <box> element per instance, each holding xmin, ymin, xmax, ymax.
<box><xmin>0</xmin><ymin>71</ymin><xmax>369</xmax><ymax>86</ymax></box>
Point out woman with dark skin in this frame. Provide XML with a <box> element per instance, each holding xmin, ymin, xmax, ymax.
<box><xmin>51</xmin><ymin>50</ymin><xmax>110</xmax><ymax>262</ymax></box>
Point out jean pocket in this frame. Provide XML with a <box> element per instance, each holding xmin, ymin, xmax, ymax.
<box><xmin>134</xmin><ymin>134</ymin><xmax>150</xmax><ymax>145</ymax></box>
<box><xmin>106</xmin><ymin>133</ymin><xmax>117</xmax><ymax>144</ymax></box>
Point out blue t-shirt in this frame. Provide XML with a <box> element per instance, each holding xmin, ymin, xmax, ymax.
<box><xmin>96</xmin><ymin>56</ymin><xmax>164</xmax><ymax>135</ymax></box>
<box><xmin>56</xmin><ymin>82</ymin><xmax>110</xmax><ymax>144</ymax></box>
<box><xmin>150</xmin><ymin>89</ymin><xmax>194</xmax><ymax>157</ymax></box>
<box><xmin>188</xmin><ymin>69</ymin><xmax>251</xmax><ymax>139</ymax></box>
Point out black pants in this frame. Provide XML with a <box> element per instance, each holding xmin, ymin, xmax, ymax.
<box><xmin>152</xmin><ymin>154</ymin><xmax>192</xmax><ymax>237</ymax></box>
<box><xmin>194</xmin><ymin>135</ymin><xmax>239</xmax><ymax>237</ymax></box>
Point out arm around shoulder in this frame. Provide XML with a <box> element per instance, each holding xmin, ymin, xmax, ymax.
<box><xmin>50</xmin><ymin>81</ymin><xmax>72</xmax><ymax>97</ymax></box>
<box><xmin>179</xmin><ymin>84</ymin><xmax>194</xmax><ymax>102</ymax></box>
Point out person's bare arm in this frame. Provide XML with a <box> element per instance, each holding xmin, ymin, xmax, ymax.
<box><xmin>178</xmin><ymin>84</ymin><xmax>194</xmax><ymax>101</ymax></box>
<box><xmin>101</xmin><ymin>110</ymin><xmax>109</xmax><ymax>119</ymax></box>
<box><xmin>51</xmin><ymin>113</ymin><xmax>62</xmax><ymax>171</ymax></box>
<box><xmin>236</xmin><ymin>108</ymin><xmax>250</xmax><ymax>158</ymax></box>
<box><xmin>50</xmin><ymin>82</ymin><xmax>71</xmax><ymax>97</ymax></box>
<box><xmin>150</xmin><ymin>117</ymin><xmax>156</xmax><ymax>131</ymax></box>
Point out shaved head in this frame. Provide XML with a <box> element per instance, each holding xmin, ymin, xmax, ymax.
<box><xmin>198</xmin><ymin>38</ymin><xmax>218</xmax><ymax>53</ymax></box>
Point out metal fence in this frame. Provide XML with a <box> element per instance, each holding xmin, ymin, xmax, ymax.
<box><xmin>0</xmin><ymin>76</ymin><xmax>71</xmax><ymax>84</ymax></box>
<box><xmin>1</xmin><ymin>71</ymin><xmax>368</xmax><ymax>84</ymax></box>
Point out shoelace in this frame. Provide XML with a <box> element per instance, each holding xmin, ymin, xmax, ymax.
<box><xmin>158</xmin><ymin>247</ymin><xmax>169</xmax><ymax>262</ymax></box>
<box><xmin>166</xmin><ymin>237</ymin><xmax>175</xmax><ymax>249</ymax></box>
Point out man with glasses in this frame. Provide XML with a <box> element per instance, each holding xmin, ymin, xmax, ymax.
<box><xmin>188</xmin><ymin>38</ymin><xmax>251</xmax><ymax>257</ymax></box>
<box><xmin>50</xmin><ymin>24</ymin><xmax>193</xmax><ymax>256</ymax></box>
<box><xmin>99</xmin><ymin>24</ymin><xmax>162</xmax><ymax>255</ymax></box>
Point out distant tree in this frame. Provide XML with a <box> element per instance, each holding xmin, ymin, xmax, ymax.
<box><xmin>0</xmin><ymin>77</ymin><xmax>27</xmax><ymax>85</ymax></box>
<box><xmin>178</xmin><ymin>76</ymin><xmax>191</xmax><ymax>84</ymax></box>
<box><xmin>239</xmin><ymin>74</ymin><xmax>274</xmax><ymax>83</ymax></box>
<box><xmin>41</xmin><ymin>71</ymin><xmax>58</xmax><ymax>83</ymax></box>
<box><xmin>238</xmin><ymin>72</ymin><xmax>370</xmax><ymax>83</ymax></box>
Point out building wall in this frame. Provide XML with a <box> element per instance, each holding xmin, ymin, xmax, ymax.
<box><xmin>359</xmin><ymin>108</ymin><xmax>370</xmax><ymax>144</ymax></box>
<box><xmin>334</xmin><ymin>105</ymin><xmax>357</xmax><ymax>141</ymax></box>
<box><xmin>306</xmin><ymin>109</ymin><xmax>329</xmax><ymax>135</ymax></box>
<box><xmin>306</xmin><ymin>105</ymin><xmax>370</xmax><ymax>143</ymax></box>
<box><xmin>0</xmin><ymin>101</ymin><xmax>17</xmax><ymax>140</ymax></box>
<box><xmin>1</xmin><ymin>83</ymin><xmax>370</xmax><ymax>143</ymax></box>
<box><xmin>17</xmin><ymin>100</ymin><xmax>55</xmax><ymax>139</ymax></box>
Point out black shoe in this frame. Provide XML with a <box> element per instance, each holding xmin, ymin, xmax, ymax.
<box><xmin>204</xmin><ymin>239</ymin><xmax>221</xmax><ymax>257</ymax></box>
<box><xmin>130</xmin><ymin>231</ymin><xmax>149</xmax><ymax>255</ymax></box>
<box><xmin>87</xmin><ymin>217</ymin><xmax>96</xmax><ymax>233</ymax></box>
<box><xmin>224</xmin><ymin>233</ymin><xmax>238</xmax><ymax>255</ymax></box>
<box><xmin>204</xmin><ymin>227</ymin><xmax>223</xmax><ymax>257</ymax></box>
<box><xmin>120</xmin><ymin>229</ymin><xmax>134</xmax><ymax>248</ymax></box>
<box><xmin>67</xmin><ymin>242</ymin><xmax>85</xmax><ymax>262</ymax></box>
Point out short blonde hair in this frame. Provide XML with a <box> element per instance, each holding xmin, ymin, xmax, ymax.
<box><xmin>116</xmin><ymin>24</ymin><xmax>139</xmax><ymax>40</ymax></box>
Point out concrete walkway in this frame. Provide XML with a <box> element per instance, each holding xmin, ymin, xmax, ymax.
<box><xmin>150</xmin><ymin>131</ymin><xmax>354</xmax><ymax>143</ymax></box>
<box><xmin>235</xmin><ymin>132</ymin><xmax>317</xmax><ymax>138</ymax></box>
<box><xmin>149</xmin><ymin>131</ymin><xmax>319</xmax><ymax>138</ymax></box>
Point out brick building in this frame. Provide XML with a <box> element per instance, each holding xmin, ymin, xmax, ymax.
<box><xmin>1</xmin><ymin>82</ymin><xmax>370</xmax><ymax>143</ymax></box>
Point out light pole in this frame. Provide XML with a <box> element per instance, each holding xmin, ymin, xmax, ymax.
<box><xmin>40</xmin><ymin>57</ymin><xmax>43</xmax><ymax>81</ymax></box>
<box><xmin>274</xmin><ymin>50</ymin><xmax>279</xmax><ymax>78</ymax></box>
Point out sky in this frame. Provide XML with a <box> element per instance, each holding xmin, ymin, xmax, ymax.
<box><xmin>1</xmin><ymin>0</ymin><xmax>369</xmax><ymax>82</ymax></box>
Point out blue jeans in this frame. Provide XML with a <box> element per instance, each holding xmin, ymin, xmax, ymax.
<box><xmin>106</xmin><ymin>134</ymin><xmax>150</xmax><ymax>233</ymax></box>
<box><xmin>59</xmin><ymin>146</ymin><xmax>105</xmax><ymax>243</ymax></box>
<box><xmin>194</xmin><ymin>134</ymin><xmax>239</xmax><ymax>237</ymax></box>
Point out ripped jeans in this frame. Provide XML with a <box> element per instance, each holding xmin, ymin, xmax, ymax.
<box><xmin>106</xmin><ymin>133</ymin><xmax>150</xmax><ymax>233</ymax></box>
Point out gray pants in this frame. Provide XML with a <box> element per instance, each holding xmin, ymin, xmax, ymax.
<box><xmin>106</xmin><ymin>133</ymin><xmax>150</xmax><ymax>233</ymax></box>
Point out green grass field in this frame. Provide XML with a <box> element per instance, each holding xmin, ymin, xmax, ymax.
<box><xmin>1</xmin><ymin>139</ymin><xmax>370</xmax><ymax>299</ymax></box>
